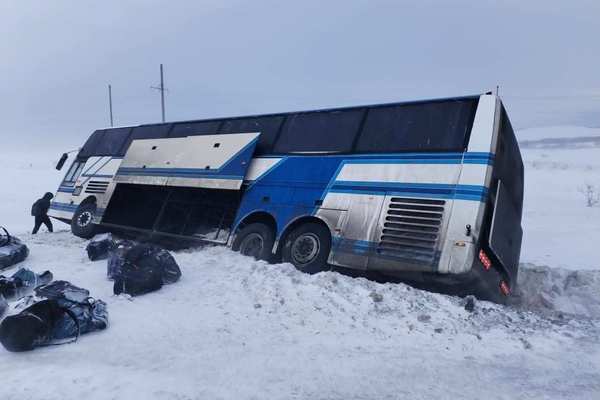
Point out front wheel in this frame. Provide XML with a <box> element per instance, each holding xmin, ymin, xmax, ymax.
<box><xmin>71</xmin><ymin>203</ymin><xmax>98</xmax><ymax>239</ymax></box>
<box><xmin>282</xmin><ymin>222</ymin><xmax>331</xmax><ymax>274</ymax></box>
<box><xmin>232</xmin><ymin>223</ymin><xmax>275</xmax><ymax>262</ymax></box>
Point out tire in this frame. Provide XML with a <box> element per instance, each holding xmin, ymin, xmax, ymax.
<box><xmin>71</xmin><ymin>203</ymin><xmax>98</xmax><ymax>239</ymax></box>
<box><xmin>282</xmin><ymin>222</ymin><xmax>331</xmax><ymax>274</ymax></box>
<box><xmin>232</xmin><ymin>223</ymin><xmax>275</xmax><ymax>262</ymax></box>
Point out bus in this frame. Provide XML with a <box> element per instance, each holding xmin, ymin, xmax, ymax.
<box><xmin>49</xmin><ymin>93</ymin><xmax>523</xmax><ymax>303</ymax></box>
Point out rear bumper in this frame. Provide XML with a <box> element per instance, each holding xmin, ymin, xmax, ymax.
<box><xmin>430</xmin><ymin>254</ymin><xmax>517</xmax><ymax>304</ymax></box>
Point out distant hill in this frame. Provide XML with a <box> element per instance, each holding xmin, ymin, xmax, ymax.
<box><xmin>516</xmin><ymin>126</ymin><xmax>600</xmax><ymax>149</ymax></box>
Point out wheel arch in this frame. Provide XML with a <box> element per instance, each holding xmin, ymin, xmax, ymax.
<box><xmin>276</xmin><ymin>215</ymin><xmax>333</xmax><ymax>254</ymax></box>
<box><xmin>233</xmin><ymin>211</ymin><xmax>277</xmax><ymax>237</ymax></box>
<box><xmin>79</xmin><ymin>195</ymin><xmax>97</xmax><ymax>206</ymax></box>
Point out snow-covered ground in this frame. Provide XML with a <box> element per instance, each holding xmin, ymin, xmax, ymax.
<box><xmin>0</xmin><ymin>232</ymin><xmax>598</xmax><ymax>400</ymax></box>
<box><xmin>0</xmin><ymin>127</ymin><xmax>599</xmax><ymax>399</ymax></box>
<box><xmin>520</xmin><ymin>146</ymin><xmax>600</xmax><ymax>270</ymax></box>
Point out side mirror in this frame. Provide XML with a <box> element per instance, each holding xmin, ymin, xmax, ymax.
<box><xmin>56</xmin><ymin>153</ymin><xmax>68</xmax><ymax>171</ymax></box>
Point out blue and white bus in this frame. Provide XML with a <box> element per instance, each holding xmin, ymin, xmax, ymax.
<box><xmin>50</xmin><ymin>93</ymin><xmax>523</xmax><ymax>302</ymax></box>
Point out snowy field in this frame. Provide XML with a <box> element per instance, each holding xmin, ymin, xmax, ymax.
<box><xmin>0</xmin><ymin>127</ymin><xmax>599</xmax><ymax>399</ymax></box>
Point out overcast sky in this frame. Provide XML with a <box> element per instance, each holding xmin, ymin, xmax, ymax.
<box><xmin>1</xmin><ymin>0</ymin><xmax>599</xmax><ymax>150</ymax></box>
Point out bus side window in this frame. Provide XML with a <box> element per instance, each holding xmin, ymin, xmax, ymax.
<box><xmin>273</xmin><ymin>109</ymin><xmax>363</xmax><ymax>154</ymax></box>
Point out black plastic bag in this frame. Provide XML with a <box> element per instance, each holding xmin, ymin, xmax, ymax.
<box><xmin>0</xmin><ymin>268</ymin><xmax>53</xmax><ymax>301</ymax></box>
<box><xmin>1</xmin><ymin>281</ymin><xmax>108</xmax><ymax>352</ymax></box>
<box><xmin>0</xmin><ymin>295</ymin><xmax>7</xmax><ymax>319</ymax></box>
<box><xmin>0</xmin><ymin>227</ymin><xmax>29</xmax><ymax>270</ymax></box>
<box><xmin>107</xmin><ymin>240</ymin><xmax>135</xmax><ymax>280</ymax></box>
<box><xmin>0</xmin><ymin>299</ymin><xmax>59</xmax><ymax>351</ymax></box>
<box><xmin>86</xmin><ymin>233</ymin><xmax>117</xmax><ymax>261</ymax></box>
<box><xmin>113</xmin><ymin>263</ymin><xmax>164</xmax><ymax>296</ymax></box>
<box><xmin>111</xmin><ymin>243</ymin><xmax>181</xmax><ymax>296</ymax></box>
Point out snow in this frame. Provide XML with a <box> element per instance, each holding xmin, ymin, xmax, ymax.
<box><xmin>0</xmin><ymin>127</ymin><xmax>599</xmax><ymax>399</ymax></box>
<box><xmin>0</xmin><ymin>148</ymin><xmax>64</xmax><ymax>233</ymax></box>
<box><xmin>520</xmin><ymin>146</ymin><xmax>600</xmax><ymax>270</ymax></box>
<box><xmin>0</xmin><ymin>232</ymin><xmax>599</xmax><ymax>400</ymax></box>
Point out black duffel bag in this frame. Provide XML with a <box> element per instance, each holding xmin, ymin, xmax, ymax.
<box><xmin>111</xmin><ymin>243</ymin><xmax>181</xmax><ymax>296</ymax></box>
<box><xmin>0</xmin><ymin>227</ymin><xmax>29</xmax><ymax>271</ymax></box>
<box><xmin>0</xmin><ymin>299</ymin><xmax>65</xmax><ymax>351</ymax></box>
<box><xmin>0</xmin><ymin>281</ymin><xmax>108</xmax><ymax>352</ymax></box>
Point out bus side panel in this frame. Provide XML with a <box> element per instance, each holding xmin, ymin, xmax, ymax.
<box><xmin>324</xmin><ymin>193</ymin><xmax>383</xmax><ymax>270</ymax></box>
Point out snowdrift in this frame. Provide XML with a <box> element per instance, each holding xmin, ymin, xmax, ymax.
<box><xmin>0</xmin><ymin>232</ymin><xmax>598</xmax><ymax>400</ymax></box>
<box><xmin>516</xmin><ymin>264</ymin><xmax>600</xmax><ymax>319</ymax></box>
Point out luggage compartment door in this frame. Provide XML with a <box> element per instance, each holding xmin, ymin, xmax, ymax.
<box><xmin>114</xmin><ymin>132</ymin><xmax>260</xmax><ymax>190</ymax></box>
<box><xmin>488</xmin><ymin>181</ymin><xmax>523</xmax><ymax>282</ymax></box>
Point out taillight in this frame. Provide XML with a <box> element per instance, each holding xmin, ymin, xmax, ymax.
<box><xmin>499</xmin><ymin>280</ymin><xmax>511</xmax><ymax>296</ymax></box>
<box><xmin>479</xmin><ymin>249</ymin><xmax>492</xmax><ymax>270</ymax></box>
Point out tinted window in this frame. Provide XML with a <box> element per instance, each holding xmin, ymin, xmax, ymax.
<box><xmin>79</xmin><ymin>128</ymin><xmax>132</xmax><ymax>157</ymax></box>
<box><xmin>78</xmin><ymin>130</ymin><xmax>105</xmax><ymax>158</ymax></box>
<box><xmin>119</xmin><ymin>124</ymin><xmax>172</xmax><ymax>154</ymax></box>
<box><xmin>220</xmin><ymin>116</ymin><xmax>284</xmax><ymax>155</ymax></box>
<box><xmin>170</xmin><ymin>121</ymin><xmax>221</xmax><ymax>138</ymax></box>
<box><xmin>273</xmin><ymin>109</ymin><xmax>364</xmax><ymax>154</ymax></box>
<box><xmin>355</xmin><ymin>99</ymin><xmax>478</xmax><ymax>153</ymax></box>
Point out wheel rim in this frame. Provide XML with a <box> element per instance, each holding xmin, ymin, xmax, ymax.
<box><xmin>291</xmin><ymin>233</ymin><xmax>320</xmax><ymax>265</ymax></box>
<box><xmin>239</xmin><ymin>233</ymin><xmax>264</xmax><ymax>259</ymax></box>
<box><xmin>77</xmin><ymin>211</ymin><xmax>93</xmax><ymax>228</ymax></box>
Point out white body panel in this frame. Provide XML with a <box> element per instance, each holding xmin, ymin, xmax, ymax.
<box><xmin>115</xmin><ymin>133</ymin><xmax>259</xmax><ymax>190</ymax></box>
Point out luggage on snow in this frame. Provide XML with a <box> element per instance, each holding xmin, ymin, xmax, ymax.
<box><xmin>0</xmin><ymin>268</ymin><xmax>53</xmax><ymax>301</ymax></box>
<box><xmin>109</xmin><ymin>243</ymin><xmax>182</xmax><ymax>296</ymax></box>
<box><xmin>0</xmin><ymin>280</ymin><xmax>107</xmax><ymax>352</ymax></box>
<box><xmin>0</xmin><ymin>227</ymin><xmax>29</xmax><ymax>270</ymax></box>
<box><xmin>86</xmin><ymin>233</ymin><xmax>117</xmax><ymax>261</ymax></box>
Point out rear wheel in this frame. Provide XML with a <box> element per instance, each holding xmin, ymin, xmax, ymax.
<box><xmin>282</xmin><ymin>222</ymin><xmax>331</xmax><ymax>274</ymax></box>
<box><xmin>71</xmin><ymin>203</ymin><xmax>98</xmax><ymax>239</ymax></box>
<box><xmin>232</xmin><ymin>223</ymin><xmax>275</xmax><ymax>262</ymax></box>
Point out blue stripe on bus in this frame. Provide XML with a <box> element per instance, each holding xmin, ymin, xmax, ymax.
<box><xmin>328</xmin><ymin>181</ymin><xmax>487</xmax><ymax>202</ymax></box>
<box><xmin>116</xmin><ymin>168</ymin><xmax>244</xmax><ymax>180</ymax></box>
<box><xmin>81</xmin><ymin>174</ymin><xmax>114</xmax><ymax>178</ymax></box>
<box><xmin>50</xmin><ymin>202</ymin><xmax>77</xmax><ymax>212</ymax></box>
<box><xmin>50</xmin><ymin>203</ymin><xmax>105</xmax><ymax>215</ymax></box>
<box><xmin>332</xmin><ymin>237</ymin><xmax>377</xmax><ymax>255</ymax></box>
<box><xmin>57</xmin><ymin>187</ymin><xmax>75</xmax><ymax>193</ymax></box>
<box><xmin>234</xmin><ymin>152</ymin><xmax>491</xmax><ymax>235</ymax></box>
<box><xmin>116</xmin><ymin>151</ymin><xmax>494</xmax><ymax>180</ymax></box>
<box><xmin>338</xmin><ymin>153</ymin><xmax>493</xmax><ymax>165</ymax></box>
<box><xmin>255</xmin><ymin>152</ymin><xmax>493</xmax><ymax>163</ymax></box>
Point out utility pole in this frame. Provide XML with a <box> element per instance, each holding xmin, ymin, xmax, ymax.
<box><xmin>496</xmin><ymin>85</ymin><xmax>500</xmax><ymax>96</ymax></box>
<box><xmin>151</xmin><ymin>64</ymin><xmax>167</xmax><ymax>122</ymax></box>
<box><xmin>108</xmin><ymin>84</ymin><xmax>114</xmax><ymax>127</ymax></box>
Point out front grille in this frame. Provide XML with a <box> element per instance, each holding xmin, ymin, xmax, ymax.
<box><xmin>377</xmin><ymin>197</ymin><xmax>445</xmax><ymax>266</ymax></box>
<box><xmin>85</xmin><ymin>181</ymin><xmax>110</xmax><ymax>194</ymax></box>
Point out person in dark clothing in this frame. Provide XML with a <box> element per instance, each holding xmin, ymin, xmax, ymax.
<box><xmin>31</xmin><ymin>193</ymin><xmax>54</xmax><ymax>234</ymax></box>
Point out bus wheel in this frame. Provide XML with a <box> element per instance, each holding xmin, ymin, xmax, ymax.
<box><xmin>71</xmin><ymin>203</ymin><xmax>98</xmax><ymax>239</ymax></box>
<box><xmin>232</xmin><ymin>223</ymin><xmax>275</xmax><ymax>262</ymax></box>
<box><xmin>282</xmin><ymin>222</ymin><xmax>331</xmax><ymax>274</ymax></box>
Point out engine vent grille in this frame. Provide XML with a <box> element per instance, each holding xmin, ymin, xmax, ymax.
<box><xmin>377</xmin><ymin>197</ymin><xmax>445</xmax><ymax>266</ymax></box>
<box><xmin>85</xmin><ymin>181</ymin><xmax>109</xmax><ymax>194</ymax></box>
